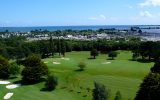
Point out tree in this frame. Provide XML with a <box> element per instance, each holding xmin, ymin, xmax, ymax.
<box><xmin>10</xmin><ymin>62</ymin><xmax>20</xmax><ymax>76</ymax></box>
<box><xmin>139</xmin><ymin>41</ymin><xmax>153</xmax><ymax>60</ymax></box>
<box><xmin>108</xmin><ymin>51</ymin><xmax>118</xmax><ymax>60</ymax></box>
<box><xmin>49</xmin><ymin>35</ymin><xmax>55</xmax><ymax>57</ymax></box>
<box><xmin>132</xmin><ymin>52</ymin><xmax>139</xmax><ymax>61</ymax></box>
<box><xmin>45</xmin><ymin>75</ymin><xmax>58</xmax><ymax>91</ymax></box>
<box><xmin>151</xmin><ymin>42</ymin><xmax>160</xmax><ymax>61</ymax></box>
<box><xmin>135</xmin><ymin>73</ymin><xmax>160</xmax><ymax>100</ymax></box>
<box><xmin>90</xmin><ymin>49</ymin><xmax>98</xmax><ymax>59</ymax></box>
<box><xmin>61</xmin><ymin>39</ymin><xmax>66</xmax><ymax>57</ymax></box>
<box><xmin>0</xmin><ymin>47</ymin><xmax>9</xmax><ymax>59</ymax></box>
<box><xmin>114</xmin><ymin>91</ymin><xmax>122</xmax><ymax>100</ymax></box>
<box><xmin>92</xmin><ymin>82</ymin><xmax>110</xmax><ymax>100</ymax></box>
<box><xmin>78</xmin><ymin>61</ymin><xmax>86</xmax><ymax>71</ymax></box>
<box><xmin>21</xmin><ymin>54</ymin><xmax>49</xmax><ymax>83</ymax></box>
<box><xmin>151</xmin><ymin>61</ymin><xmax>160</xmax><ymax>73</ymax></box>
<box><xmin>0</xmin><ymin>56</ymin><xmax>10</xmax><ymax>79</ymax></box>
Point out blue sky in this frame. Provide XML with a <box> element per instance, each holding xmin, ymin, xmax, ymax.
<box><xmin>0</xmin><ymin>0</ymin><xmax>160</xmax><ymax>26</ymax></box>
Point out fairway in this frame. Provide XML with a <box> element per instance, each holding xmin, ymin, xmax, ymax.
<box><xmin>0</xmin><ymin>51</ymin><xmax>154</xmax><ymax>100</ymax></box>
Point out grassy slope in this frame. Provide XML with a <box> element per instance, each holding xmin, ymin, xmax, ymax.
<box><xmin>0</xmin><ymin>51</ymin><xmax>153</xmax><ymax>100</ymax></box>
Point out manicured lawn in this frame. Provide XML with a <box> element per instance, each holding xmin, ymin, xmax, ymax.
<box><xmin>0</xmin><ymin>51</ymin><xmax>154</xmax><ymax>100</ymax></box>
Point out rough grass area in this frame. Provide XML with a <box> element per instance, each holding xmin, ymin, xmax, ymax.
<box><xmin>0</xmin><ymin>51</ymin><xmax>153</xmax><ymax>100</ymax></box>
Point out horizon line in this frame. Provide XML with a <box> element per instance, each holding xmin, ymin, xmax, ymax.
<box><xmin>0</xmin><ymin>24</ymin><xmax>160</xmax><ymax>28</ymax></box>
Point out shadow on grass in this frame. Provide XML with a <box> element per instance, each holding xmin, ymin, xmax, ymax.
<box><xmin>40</xmin><ymin>88</ymin><xmax>54</xmax><ymax>92</ymax></box>
<box><xmin>9</xmin><ymin>76</ymin><xmax>18</xmax><ymax>79</ymax></box>
<box><xmin>60</xmin><ymin>86</ymin><xmax>67</xmax><ymax>89</ymax></box>
<box><xmin>107</xmin><ymin>58</ymin><xmax>115</xmax><ymax>60</ymax></box>
<box><xmin>83</xmin><ymin>95</ymin><xmax>87</xmax><ymax>97</ymax></box>
<box><xmin>74</xmin><ymin>69</ymin><xmax>84</xmax><ymax>72</ymax></box>
<box><xmin>128</xmin><ymin>59</ymin><xmax>153</xmax><ymax>63</ymax></box>
<box><xmin>13</xmin><ymin>78</ymin><xmax>46</xmax><ymax>86</ymax></box>
<box><xmin>88</xmin><ymin>57</ymin><xmax>95</xmax><ymax>60</ymax></box>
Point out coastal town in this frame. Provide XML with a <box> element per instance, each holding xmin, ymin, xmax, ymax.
<box><xmin>0</xmin><ymin>27</ymin><xmax>160</xmax><ymax>41</ymax></box>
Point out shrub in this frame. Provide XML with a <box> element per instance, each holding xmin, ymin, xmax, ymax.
<box><xmin>151</xmin><ymin>61</ymin><xmax>160</xmax><ymax>73</ymax></box>
<box><xmin>78</xmin><ymin>61</ymin><xmax>86</xmax><ymax>71</ymax></box>
<box><xmin>45</xmin><ymin>75</ymin><xmax>58</xmax><ymax>91</ymax></box>
<box><xmin>92</xmin><ymin>82</ymin><xmax>110</xmax><ymax>100</ymax></box>
<box><xmin>10</xmin><ymin>62</ymin><xmax>20</xmax><ymax>76</ymax></box>
<box><xmin>0</xmin><ymin>56</ymin><xmax>10</xmax><ymax>79</ymax></box>
<box><xmin>114</xmin><ymin>91</ymin><xmax>122</xmax><ymax>100</ymax></box>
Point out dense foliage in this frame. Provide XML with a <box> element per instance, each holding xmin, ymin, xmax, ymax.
<box><xmin>92</xmin><ymin>82</ymin><xmax>110</xmax><ymax>100</ymax></box>
<box><xmin>45</xmin><ymin>75</ymin><xmax>58</xmax><ymax>91</ymax></box>
<box><xmin>135</xmin><ymin>73</ymin><xmax>160</xmax><ymax>100</ymax></box>
<box><xmin>10</xmin><ymin>62</ymin><xmax>20</xmax><ymax>76</ymax></box>
<box><xmin>1</xmin><ymin>35</ymin><xmax>160</xmax><ymax>62</ymax></box>
<box><xmin>90</xmin><ymin>49</ymin><xmax>99</xmax><ymax>59</ymax></box>
<box><xmin>21</xmin><ymin>54</ymin><xmax>49</xmax><ymax>83</ymax></box>
<box><xmin>135</xmin><ymin>61</ymin><xmax>160</xmax><ymax>100</ymax></box>
<box><xmin>0</xmin><ymin>56</ymin><xmax>10</xmax><ymax>79</ymax></box>
<box><xmin>108</xmin><ymin>51</ymin><xmax>118</xmax><ymax>60</ymax></box>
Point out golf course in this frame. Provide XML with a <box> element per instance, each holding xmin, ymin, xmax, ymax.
<box><xmin>0</xmin><ymin>51</ymin><xmax>154</xmax><ymax>100</ymax></box>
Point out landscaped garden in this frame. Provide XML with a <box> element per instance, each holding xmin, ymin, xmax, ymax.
<box><xmin>0</xmin><ymin>51</ymin><xmax>154</xmax><ymax>100</ymax></box>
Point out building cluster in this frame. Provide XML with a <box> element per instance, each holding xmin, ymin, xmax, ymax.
<box><xmin>0</xmin><ymin>29</ymin><xmax>160</xmax><ymax>41</ymax></box>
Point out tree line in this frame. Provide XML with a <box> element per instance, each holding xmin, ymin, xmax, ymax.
<box><xmin>1</xmin><ymin>36</ymin><xmax>160</xmax><ymax>62</ymax></box>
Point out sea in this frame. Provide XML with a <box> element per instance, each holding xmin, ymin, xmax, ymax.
<box><xmin>0</xmin><ymin>25</ymin><xmax>160</xmax><ymax>33</ymax></box>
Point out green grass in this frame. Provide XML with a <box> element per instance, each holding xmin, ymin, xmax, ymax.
<box><xmin>0</xmin><ymin>51</ymin><xmax>154</xmax><ymax>100</ymax></box>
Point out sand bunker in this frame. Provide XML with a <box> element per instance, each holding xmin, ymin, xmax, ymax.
<box><xmin>44</xmin><ymin>61</ymin><xmax>48</xmax><ymax>64</ymax></box>
<box><xmin>53</xmin><ymin>62</ymin><xmax>61</xmax><ymax>64</ymax></box>
<box><xmin>3</xmin><ymin>93</ymin><xmax>13</xmax><ymax>100</ymax></box>
<box><xmin>6</xmin><ymin>84</ymin><xmax>21</xmax><ymax>89</ymax></box>
<box><xmin>0</xmin><ymin>81</ymin><xmax>10</xmax><ymax>85</ymax></box>
<box><xmin>102</xmin><ymin>62</ymin><xmax>111</xmax><ymax>64</ymax></box>
<box><xmin>61</xmin><ymin>57</ymin><xmax>70</xmax><ymax>60</ymax></box>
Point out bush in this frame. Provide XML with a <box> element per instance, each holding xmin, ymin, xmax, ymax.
<box><xmin>10</xmin><ymin>62</ymin><xmax>20</xmax><ymax>76</ymax></box>
<box><xmin>92</xmin><ymin>82</ymin><xmax>110</xmax><ymax>100</ymax></box>
<box><xmin>78</xmin><ymin>61</ymin><xmax>86</xmax><ymax>71</ymax></box>
<box><xmin>114</xmin><ymin>91</ymin><xmax>122</xmax><ymax>100</ymax></box>
<box><xmin>45</xmin><ymin>75</ymin><xmax>58</xmax><ymax>91</ymax></box>
<box><xmin>21</xmin><ymin>54</ymin><xmax>49</xmax><ymax>83</ymax></box>
<box><xmin>0</xmin><ymin>56</ymin><xmax>10</xmax><ymax>79</ymax></box>
<box><xmin>151</xmin><ymin>61</ymin><xmax>160</xmax><ymax>73</ymax></box>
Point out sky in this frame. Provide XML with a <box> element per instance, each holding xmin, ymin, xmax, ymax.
<box><xmin>0</xmin><ymin>0</ymin><xmax>160</xmax><ymax>26</ymax></box>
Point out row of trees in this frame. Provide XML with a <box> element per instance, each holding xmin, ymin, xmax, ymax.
<box><xmin>3</xmin><ymin>35</ymin><xmax>160</xmax><ymax>62</ymax></box>
<box><xmin>131</xmin><ymin>41</ymin><xmax>160</xmax><ymax>61</ymax></box>
<box><xmin>90</xmin><ymin>49</ymin><xmax>118</xmax><ymax>60</ymax></box>
<box><xmin>0</xmin><ymin>36</ymin><xmax>142</xmax><ymax>60</ymax></box>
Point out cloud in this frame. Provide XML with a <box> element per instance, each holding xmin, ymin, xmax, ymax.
<box><xmin>100</xmin><ymin>15</ymin><xmax>106</xmax><ymax>20</ymax></box>
<box><xmin>140</xmin><ymin>11</ymin><xmax>153</xmax><ymax>17</ymax></box>
<box><xmin>126</xmin><ymin>5</ymin><xmax>133</xmax><ymax>9</ymax></box>
<box><xmin>88</xmin><ymin>17</ymin><xmax>98</xmax><ymax>20</ymax></box>
<box><xmin>89</xmin><ymin>15</ymin><xmax>106</xmax><ymax>20</ymax></box>
<box><xmin>139</xmin><ymin>0</ymin><xmax>160</xmax><ymax>7</ymax></box>
<box><xmin>129</xmin><ymin>10</ymin><xmax>160</xmax><ymax>24</ymax></box>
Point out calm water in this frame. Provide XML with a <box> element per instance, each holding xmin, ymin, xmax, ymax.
<box><xmin>0</xmin><ymin>25</ymin><xmax>160</xmax><ymax>33</ymax></box>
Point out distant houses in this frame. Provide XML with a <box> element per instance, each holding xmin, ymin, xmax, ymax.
<box><xmin>0</xmin><ymin>28</ymin><xmax>160</xmax><ymax>41</ymax></box>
